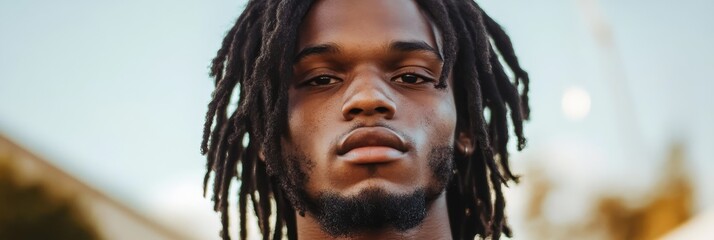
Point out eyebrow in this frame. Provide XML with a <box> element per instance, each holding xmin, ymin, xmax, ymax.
<box><xmin>293</xmin><ymin>40</ymin><xmax>443</xmax><ymax>63</ymax></box>
<box><xmin>389</xmin><ymin>40</ymin><xmax>443</xmax><ymax>61</ymax></box>
<box><xmin>294</xmin><ymin>43</ymin><xmax>340</xmax><ymax>63</ymax></box>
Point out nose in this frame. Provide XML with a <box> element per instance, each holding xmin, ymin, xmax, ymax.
<box><xmin>341</xmin><ymin>77</ymin><xmax>396</xmax><ymax>121</ymax></box>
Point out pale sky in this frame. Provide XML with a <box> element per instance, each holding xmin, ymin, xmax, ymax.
<box><xmin>1</xmin><ymin>0</ymin><xmax>712</xmax><ymax>238</ymax></box>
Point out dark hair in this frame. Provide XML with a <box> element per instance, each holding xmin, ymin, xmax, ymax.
<box><xmin>201</xmin><ymin>0</ymin><xmax>530</xmax><ymax>239</ymax></box>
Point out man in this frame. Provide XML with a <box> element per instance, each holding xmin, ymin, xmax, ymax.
<box><xmin>201</xmin><ymin>0</ymin><xmax>530</xmax><ymax>239</ymax></box>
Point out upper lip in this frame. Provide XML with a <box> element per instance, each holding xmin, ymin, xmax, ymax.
<box><xmin>336</xmin><ymin>127</ymin><xmax>408</xmax><ymax>156</ymax></box>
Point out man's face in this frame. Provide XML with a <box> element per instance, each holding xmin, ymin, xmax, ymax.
<box><xmin>283</xmin><ymin>0</ymin><xmax>458</xmax><ymax>234</ymax></box>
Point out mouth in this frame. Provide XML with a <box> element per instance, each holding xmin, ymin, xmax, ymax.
<box><xmin>336</xmin><ymin>127</ymin><xmax>409</xmax><ymax>164</ymax></box>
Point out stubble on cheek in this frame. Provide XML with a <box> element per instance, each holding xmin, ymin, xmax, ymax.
<box><xmin>277</xmin><ymin>138</ymin><xmax>316</xmax><ymax>212</ymax></box>
<box><xmin>426</xmin><ymin>145</ymin><xmax>455</xmax><ymax>196</ymax></box>
<box><xmin>419</xmin><ymin>101</ymin><xmax>457</xmax><ymax>196</ymax></box>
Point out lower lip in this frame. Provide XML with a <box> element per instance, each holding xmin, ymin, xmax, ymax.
<box><xmin>339</xmin><ymin>146</ymin><xmax>405</xmax><ymax>164</ymax></box>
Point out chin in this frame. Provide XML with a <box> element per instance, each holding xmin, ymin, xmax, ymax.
<box><xmin>308</xmin><ymin>187</ymin><xmax>430</xmax><ymax>236</ymax></box>
<box><xmin>341</xmin><ymin>178</ymin><xmax>420</xmax><ymax>197</ymax></box>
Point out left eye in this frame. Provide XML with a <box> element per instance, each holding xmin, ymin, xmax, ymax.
<box><xmin>306</xmin><ymin>76</ymin><xmax>341</xmax><ymax>86</ymax></box>
<box><xmin>393</xmin><ymin>74</ymin><xmax>431</xmax><ymax>84</ymax></box>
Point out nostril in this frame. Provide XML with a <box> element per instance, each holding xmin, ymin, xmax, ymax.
<box><xmin>349</xmin><ymin>108</ymin><xmax>362</xmax><ymax>115</ymax></box>
<box><xmin>375</xmin><ymin>106</ymin><xmax>389</xmax><ymax>114</ymax></box>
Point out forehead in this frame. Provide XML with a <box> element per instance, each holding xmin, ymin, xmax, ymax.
<box><xmin>297</xmin><ymin>0</ymin><xmax>438</xmax><ymax>51</ymax></box>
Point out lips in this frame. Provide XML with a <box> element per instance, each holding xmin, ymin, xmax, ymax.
<box><xmin>336</xmin><ymin>127</ymin><xmax>409</xmax><ymax>157</ymax></box>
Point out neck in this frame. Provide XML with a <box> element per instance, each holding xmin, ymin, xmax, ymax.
<box><xmin>296</xmin><ymin>192</ymin><xmax>452</xmax><ymax>240</ymax></box>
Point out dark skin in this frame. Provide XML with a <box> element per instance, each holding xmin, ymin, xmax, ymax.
<box><xmin>282</xmin><ymin>0</ymin><xmax>472</xmax><ymax>239</ymax></box>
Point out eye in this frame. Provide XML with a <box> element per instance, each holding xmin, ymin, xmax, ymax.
<box><xmin>393</xmin><ymin>73</ymin><xmax>433</xmax><ymax>84</ymax></box>
<box><xmin>305</xmin><ymin>76</ymin><xmax>340</xmax><ymax>86</ymax></box>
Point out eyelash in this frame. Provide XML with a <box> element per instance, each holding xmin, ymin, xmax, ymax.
<box><xmin>302</xmin><ymin>75</ymin><xmax>341</xmax><ymax>87</ymax></box>
<box><xmin>392</xmin><ymin>71</ymin><xmax>435</xmax><ymax>85</ymax></box>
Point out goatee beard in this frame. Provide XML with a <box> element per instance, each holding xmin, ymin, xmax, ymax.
<box><xmin>308</xmin><ymin>188</ymin><xmax>434</xmax><ymax>237</ymax></box>
<box><xmin>281</xmin><ymin>145</ymin><xmax>454</xmax><ymax>237</ymax></box>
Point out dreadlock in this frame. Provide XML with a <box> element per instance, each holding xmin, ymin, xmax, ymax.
<box><xmin>201</xmin><ymin>0</ymin><xmax>530</xmax><ymax>239</ymax></box>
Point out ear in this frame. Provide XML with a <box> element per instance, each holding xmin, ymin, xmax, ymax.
<box><xmin>455</xmin><ymin>131</ymin><xmax>475</xmax><ymax>157</ymax></box>
<box><xmin>258</xmin><ymin>146</ymin><xmax>266</xmax><ymax>161</ymax></box>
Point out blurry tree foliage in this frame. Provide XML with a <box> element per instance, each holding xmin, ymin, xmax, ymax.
<box><xmin>525</xmin><ymin>142</ymin><xmax>692</xmax><ymax>240</ymax></box>
<box><xmin>0</xmin><ymin>155</ymin><xmax>99</xmax><ymax>240</ymax></box>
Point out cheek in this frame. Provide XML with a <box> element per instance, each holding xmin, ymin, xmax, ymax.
<box><xmin>286</xmin><ymin>91</ymin><xmax>342</xmax><ymax>168</ymax></box>
<box><xmin>284</xmin><ymin>98</ymin><xmax>328</xmax><ymax>195</ymax></box>
<box><xmin>401</xmin><ymin>90</ymin><xmax>457</xmax><ymax>185</ymax></box>
<box><xmin>435</xmin><ymin>88</ymin><xmax>458</xmax><ymax>140</ymax></box>
<box><xmin>408</xmin><ymin>90</ymin><xmax>458</xmax><ymax>149</ymax></box>
<box><xmin>286</xmin><ymin>100</ymin><xmax>325</xmax><ymax>156</ymax></box>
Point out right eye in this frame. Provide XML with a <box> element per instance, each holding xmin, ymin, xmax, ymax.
<box><xmin>305</xmin><ymin>76</ymin><xmax>341</xmax><ymax>86</ymax></box>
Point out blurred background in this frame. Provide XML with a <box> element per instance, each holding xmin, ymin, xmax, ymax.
<box><xmin>1</xmin><ymin>0</ymin><xmax>712</xmax><ymax>239</ymax></box>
